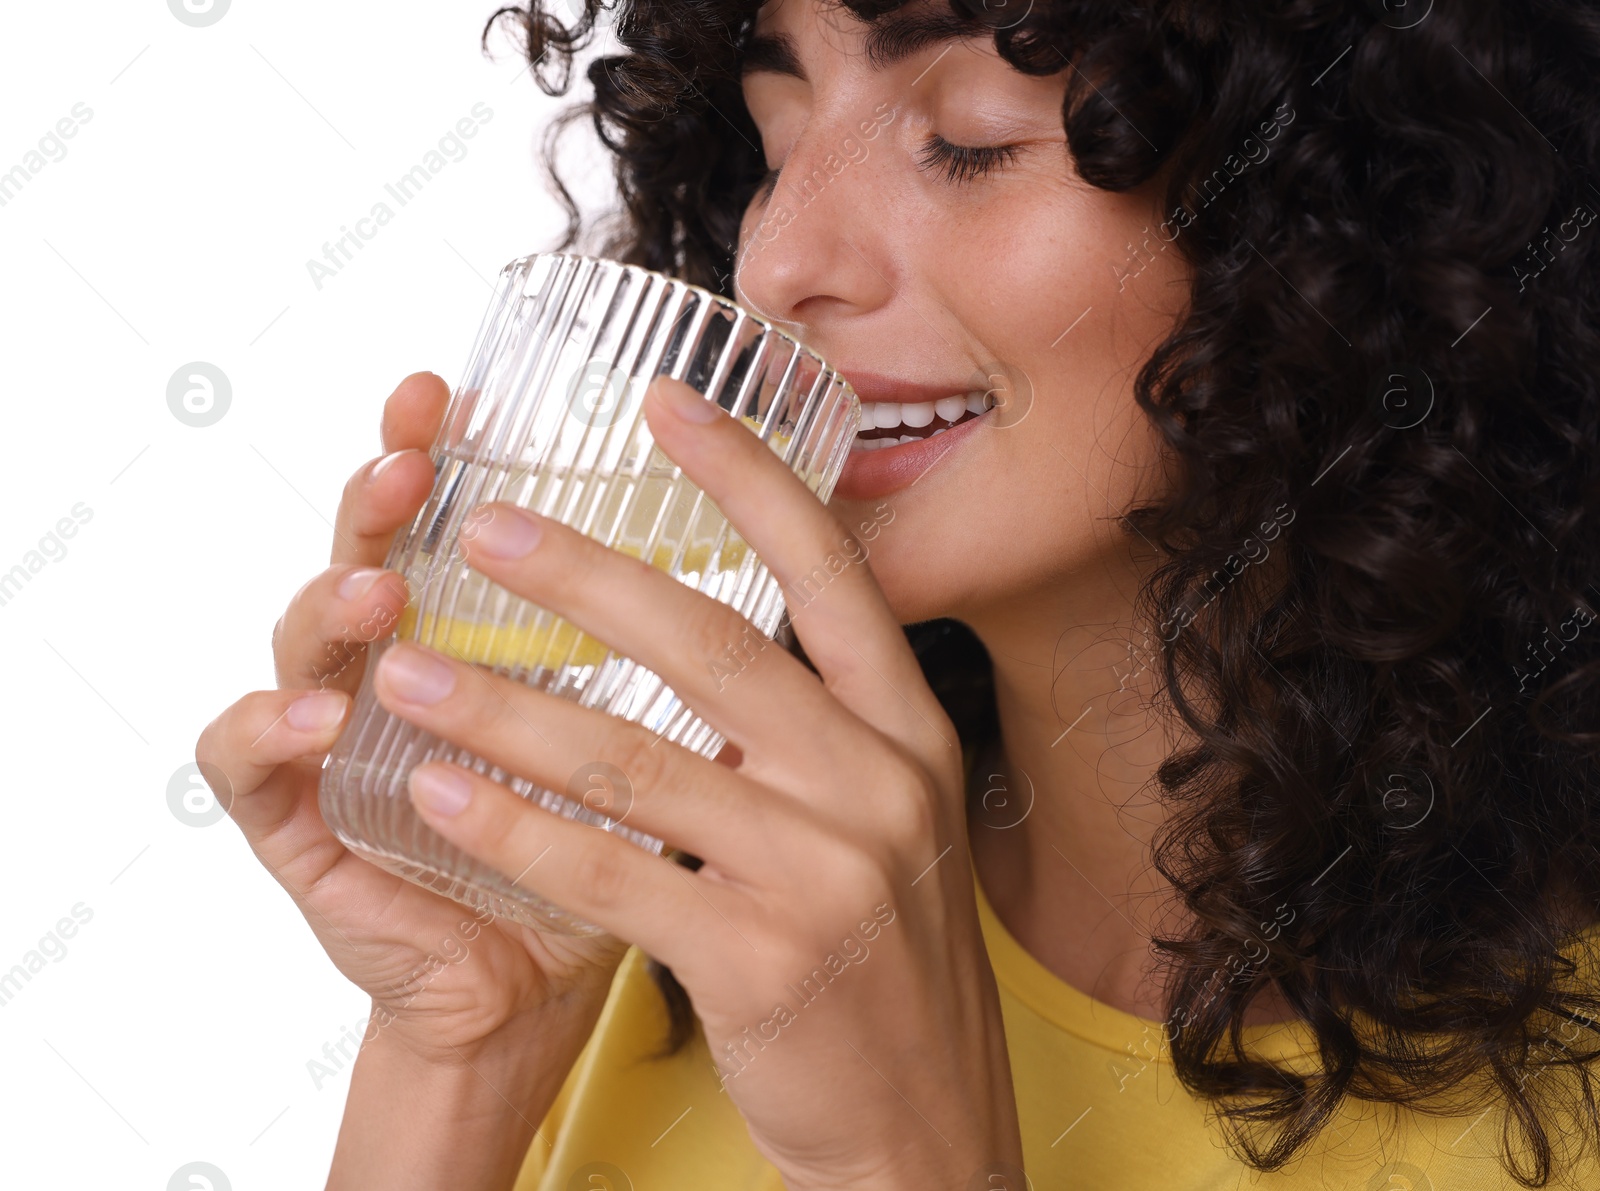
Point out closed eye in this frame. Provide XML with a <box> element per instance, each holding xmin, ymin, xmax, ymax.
<box><xmin>915</xmin><ymin>134</ymin><xmax>1021</xmax><ymax>184</ymax></box>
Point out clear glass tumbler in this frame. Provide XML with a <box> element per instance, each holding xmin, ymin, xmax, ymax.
<box><xmin>319</xmin><ymin>251</ymin><xmax>860</xmax><ymax>936</ymax></box>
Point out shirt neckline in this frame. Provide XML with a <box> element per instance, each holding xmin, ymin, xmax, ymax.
<box><xmin>971</xmin><ymin>865</ymin><xmax>1319</xmax><ymax>1063</ymax></box>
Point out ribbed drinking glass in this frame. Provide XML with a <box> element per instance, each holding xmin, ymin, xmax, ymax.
<box><xmin>318</xmin><ymin>251</ymin><xmax>860</xmax><ymax>936</ymax></box>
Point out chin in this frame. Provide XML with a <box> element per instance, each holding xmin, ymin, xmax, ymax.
<box><xmin>848</xmin><ymin>526</ymin><xmax>967</xmax><ymax>627</ymax></box>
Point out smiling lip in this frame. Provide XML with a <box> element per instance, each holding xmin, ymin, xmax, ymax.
<box><xmin>829</xmin><ymin>369</ymin><xmax>988</xmax><ymax>502</ymax></box>
<box><xmin>836</xmin><ymin>369</ymin><xmax>975</xmax><ymax>408</ymax></box>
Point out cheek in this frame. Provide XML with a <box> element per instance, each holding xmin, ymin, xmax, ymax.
<box><xmin>941</xmin><ymin>179</ymin><xmax>1187</xmax><ymax>381</ymax></box>
<box><xmin>860</xmin><ymin>183</ymin><xmax>1184</xmax><ymax>617</ymax></box>
<box><xmin>925</xmin><ymin>178</ymin><xmax>1183</xmax><ymax>466</ymax></box>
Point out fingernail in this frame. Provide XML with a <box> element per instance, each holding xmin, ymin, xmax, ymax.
<box><xmin>411</xmin><ymin>766</ymin><xmax>473</xmax><ymax>816</ymax></box>
<box><xmin>381</xmin><ymin>646</ymin><xmax>456</xmax><ymax>704</ymax></box>
<box><xmin>654</xmin><ymin>377</ymin><xmax>721</xmax><ymax>423</ymax></box>
<box><xmin>369</xmin><ymin>450</ymin><xmax>409</xmax><ymax>483</ymax></box>
<box><xmin>338</xmin><ymin>567</ymin><xmax>387</xmax><ymax>600</ymax></box>
<box><xmin>466</xmin><ymin>505</ymin><xmax>543</xmax><ymax>559</ymax></box>
<box><xmin>286</xmin><ymin>691</ymin><xmax>348</xmax><ymax>732</ymax></box>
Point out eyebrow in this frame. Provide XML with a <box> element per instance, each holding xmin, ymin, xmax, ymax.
<box><xmin>741</xmin><ymin>6</ymin><xmax>985</xmax><ymax>79</ymax></box>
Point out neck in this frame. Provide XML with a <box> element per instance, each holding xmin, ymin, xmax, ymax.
<box><xmin>960</xmin><ymin>560</ymin><xmax>1298</xmax><ymax>1026</ymax></box>
<box><xmin>963</xmin><ymin>566</ymin><xmax>1178</xmax><ymax>1019</ymax></box>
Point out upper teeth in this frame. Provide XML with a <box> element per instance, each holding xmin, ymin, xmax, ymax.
<box><xmin>857</xmin><ymin>391</ymin><xmax>990</xmax><ymax>433</ymax></box>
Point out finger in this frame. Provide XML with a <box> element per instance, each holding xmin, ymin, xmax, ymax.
<box><xmin>370</xmin><ymin>641</ymin><xmax>796</xmax><ymax>869</ymax></box>
<box><xmin>453</xmin><ymin>375</ymin><xmax>953</xmax><ymax>756</ymax></box>
<box><xmin>330</xmin><ymin>372</ymin><xmax>449</xmax><ymax>567</ymax></box>
<box><xmin>194</xmin><ymin>688</ymin><xmax>351</xmax><ymax>837</ymax></box>
<box><xmin>403</xmin><ymin>758</ymin><xmax>714</xmax><ymax>964</ymax></box>
<box><xmin>330</xmin><ymin>447</ymin><xmax>435</xmax><ymax>567</ymax></box>
<box><xmin>453</xmin><ymin>501</ymin><xmax>846</xmax><ymax>762</ymax></box>
<box><xmin>272</xmin><ymin>564</ymin><xmax>411</xmax><ymax>692</ymax></box>
<box><xmin>380</xmin><ymin>370</ymin><xmax>451</xmax><ymax>454</ymax></box>
<box><xmin>642</xmin><ymin>376</ymin><xmax>954</xmax><ymax>753</ymax></box>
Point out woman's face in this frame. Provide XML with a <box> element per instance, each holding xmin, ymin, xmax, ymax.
<box><xmin>735</xmin><ymin>0</ymin><xmax>1190</xmax><ymax>631</ymax></box>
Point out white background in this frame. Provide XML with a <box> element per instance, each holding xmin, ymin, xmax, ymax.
<box><xmin>0</xmin><ymin>2</ymin><xmax>615</xmax><ymax>1184</ymax></box>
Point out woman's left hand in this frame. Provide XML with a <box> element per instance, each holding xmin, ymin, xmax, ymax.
<box><xmin>371</xmin><ymin>376</ymin><xmax>1023</xmax><ymax>1190</ymax></box>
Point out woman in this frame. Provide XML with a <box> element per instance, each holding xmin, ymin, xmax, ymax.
<box><xmin>196</xmin><ymin>0</ymin><xmax>1600</xmax><ymax>1186</ymax></box>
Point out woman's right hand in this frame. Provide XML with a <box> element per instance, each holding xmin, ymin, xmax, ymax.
<box><xmin>194</xmin><ymin>372</ymin><xmax>629</xmax><ymax>1069</ymax></box>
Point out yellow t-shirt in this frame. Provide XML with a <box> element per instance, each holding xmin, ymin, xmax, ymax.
<box><xmin>512</xmin><ymin>874</ymin><xmax>1600</xmax><ymax>1190</ymax></box>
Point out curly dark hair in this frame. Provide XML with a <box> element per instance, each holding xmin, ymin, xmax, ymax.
<box><xmin>482</xmin><ymin>0</ymin><xmax>1600</xmax><ymax>1183</ymax></box>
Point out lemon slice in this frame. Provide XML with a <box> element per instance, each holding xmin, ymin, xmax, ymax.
<box><xmin>399</xmin><ymin>604</ymin><xmax>613</xmax><ymax>670</ymax></box>
<box><xmin>394</xmin><ymin>412</ymin><xmax>806</xmax><ymax>671</ymax></box>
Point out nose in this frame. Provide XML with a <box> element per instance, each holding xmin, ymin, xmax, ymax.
<box><xmin>731</xmin><ymin>113</ymin><xmax>896</xmax><ymax>338</ymax></box>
